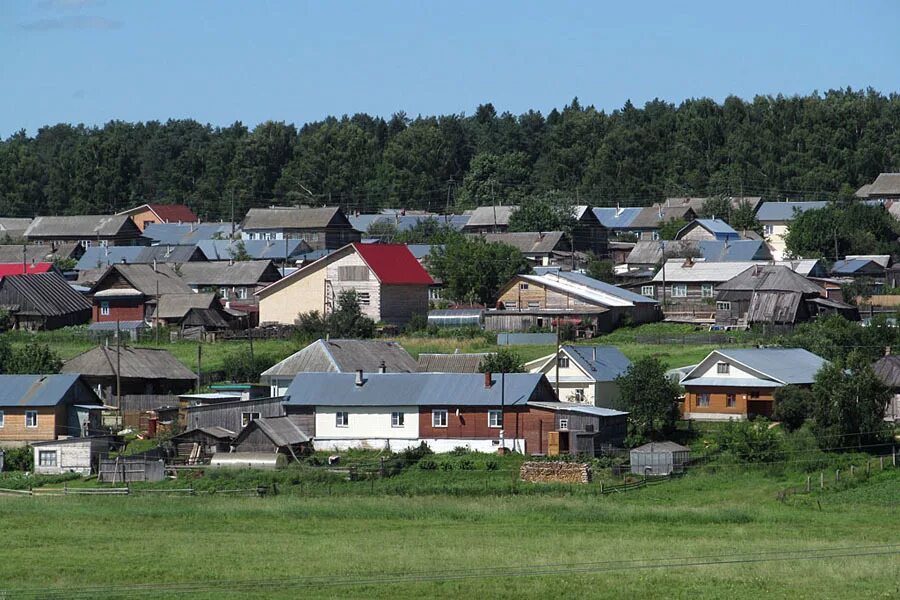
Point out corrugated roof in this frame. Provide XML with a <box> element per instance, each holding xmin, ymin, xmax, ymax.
<box><xmin>627</xmin><ymin>240</ymin><xmax>771</xmax><ymax>265</ymax></box>
<box><xmin>87</xmin><ymin>320</ymin><xmax>148</xmax><ymax>331</ymax></box>
<box><xmin>62</xmin><ymin>346</ymin><xmax>197</xmax><ymax>381</ymax></box>
<box><xmin>675</xmin><ymin>219</ymin><xmax>740</xmax><ymax>241</ymax></box>
<box><xmin>178</xmin><ymin>260</ymin><xmax>279</xmax><ymax>286</ymax></box>
<box><xmin>352</xmin><ymin>243</ymin><xmax>434</xmax><ymax>285</ymax></box>
<box><xmin>284</xmin><ymin>372</ymin><xmax>552</xmax><ymax>407</ymax></box>
<box><xmin>520</xmin><ymin>271</ymin><xmax>655</xmax><ymax>307</ymax></box>
<box><xmin>689</xmin><ymin>348</ymin><xmax>827</xmax><ymax>385</ymax></box>
<box><xmin>497</xmin><ymin>333</ymin><xmax>557</xmax><ymax>345</ymax></box>
<box><xmin>25</xmin><ymin>215</ymin><xmax>138</xmax><ymax>238</ymax></box>
<box><xmin>0</xmin><ymin>272</ymin><xmax>92</xmax><ymax>316</ymax></box>
<box><xmin>91</xmin><ymin>263</ymin><xmax>192</xmax><ymax>295</ymax></box>
<box><xmin>0</xmin><ymin>374</ymin><xmax>94</xmax><ymax>407</ymax></box>
<box><xmin>0</xmin><ymin>262</ymin><xmax>53</xmax><ymax>276</ymax></box>
<box><xmin>0</xmin><ymin>243</ymin><xmax>80</xmax><ymax>264</ymax></box>
<box><xmin>416</xmin><ymin>353</ymin><xmax>489</xmax><ymax>373</ymax></box>
<box><xmin>147</xmin><ymin>204</ymin><xmax>198</xmax><ymax>223</ymax></box>
<box><xmin>142</xmin><ymin>223</ymin><xmax>235</xmax><ymax>245</ymax></box>
<box><xmin>866</xmin><ymin>173</ymin><xmax>900</xmax><ymax>196</ymax></box>
<box><xmin>172</xmin><ymin>426</ymin><xmax>235</xmax><ymax>441</ymax></box>
<box><xmin>0</xmin><ymin>217</ymin><xmax>33</xmax><ymax>231</ymax></box>
<box><xmin>262</xmin><ymin>339</ymin><xmax>417</xmax><ymax>379</ymax></box>
<box><xmin>831</xmin><ymin>259</ymin><xmax>884</xmax><ymax>275</ymax></box>
<box><xmin>477</xmin><ymin>232</ymin><xmax>566</xmax><ymax>254</ymax></box>
<box><xmin>653</xmin><ymin>260</ymin><xmax>767</xmax><ymax>283</ymax></box>
<box><xmin>874</xmin><ymin>355</ymin><xmax>900</xmax><ymax>387</ymax></box>
<box><xmin>463</xmin><ymin>205</ymin><xmax>518</xmax><ymax>228</ymax></box>
<box><xmin>241</xmin><ymin>207</ymin><xmax>350</xmax><ymax>230</ymax></box>
<box><xmin>196</xmin><ymin>239</ymin><xmax>311</xmax><ymax>261</ymax></box>
<box><xmin>564</xmin><ymin>345</ymin><xmax>632</xmax><ymax>382</ymax></box>
<box><xmin>528</xmin><ymin>401</ymin><xmax>628</xmax><ymax>417</ymax></box>
<box><xmin>244</xmin><ymin>416</ymin><xmax>310</xmax><ymax>446</ymax></box>
<box><xmin>592</xmin><ymin>207</ymin><xmax>642</xmax><ymax>229</ymax></box>
<box><xmin>629</xmin><ymin>206</ymin><xmax>695</xmax><ymax>229</ymax></box>
<box><xmin>717</xmin><ymin>265</ymin><xmax>824</xmax><ymax>293</ymax></box>
<box><xmin>153</xmin><ymin>293</ymin><xmax>219</xmax><ymax>320</ymax></box>
<box><xmin>756</xmin><ymin>201</ymin><xmax>828</xmax><ymax>222</ymax></box>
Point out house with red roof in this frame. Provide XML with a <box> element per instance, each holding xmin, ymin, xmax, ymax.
<box><xmin>118</xmin><ymin>203</ymin><xmax>199</xmax><ymax>232</ymax></box>
<box><xmin>0</xmin><ymin>262</ymin><xmax>56</xmax><ymax>276</ymax></box>
<box><xmin>256</xmin><ymin>243</ymin><xmax>433</xmax><ymax>326</ymax></box>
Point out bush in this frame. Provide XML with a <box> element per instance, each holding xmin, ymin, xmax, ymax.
<box><xmin>715</xmin><ymin>419</ymin><xmax>784</xmax><ymax>463</ymax></box>
<box><xmin>458</xmin><ymin>458</ymin><xmax>475</xmax><ymax>470</ymax></box>
<box><xmin>2</xmin><ymin>446</ymin><xmax>33</xmax><ymax>471</ymax></box>
<box><xmin>404</xmin><ymin>313</ymin><xmax>428</xmax><ymax>334</ymax></box>
<box><xmin>221</xmin><ymin>349</ymin><xmax>277</xmax><ymax>383</ymax></box>
<box><xmin>450</xmin><ymin>446</ymin><xmax>470</xmax><ymax>456</ymax></box>
<box><xmin>773</xmin><ymin>385</ymin><xmax>814</xmax><ymax>432</ymax></box>
<box><xmin>399</xmin><ymin>442</ymin><xmax>433</xmax><ymax>464</ymax></box>
<box><xmin>418</xmin><ymin>459</ymin><xmax>437</xmax><ymax>470</ymax></box>
<box><xmin>440</xmin><ymin>462</ymin><xmax>454</xmax><ymax>471</ymax></box>
<box><xmin>485</xmin><ymin>459</ymin><xmax>499</xmax><ymax>471</ymax></box>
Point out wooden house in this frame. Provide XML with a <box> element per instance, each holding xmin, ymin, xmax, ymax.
<box><xmin>177</xmin><ymin>260</ymin><xmax>283</xmax><ymax>302</ymax></box>
<box><xmin>240</xmin><ymin>206</ymin><xmax>360</xmax><ymax>250</ymax></box>
<box><xmin>872</xmin><ymin>355</ymin><xmax>900</xmax><ymax>422</ymax></box>
<box><xmin>0</xmin><ymin>242</ymin><xmax>83</xmax><ymax>266</ymax></box>
<box><xmin>0</xmin><ymin>272</ymin><xmax>92</xmax><ymax>330</ymax></box>
<box><xmin>89</xmin><ymin>263</ymin><xmax>193</xmax><ymax>323</ymax></box>
<box><xmin>256</xmin><ymin>243</ymin><xmax>433</xmax><ymax>327</ymax></box>
<box><xmin>461</xmin><ymin>205</ymin><xmax>517</xmax><ymax>233</ymax></box>
<box><xmin>525</xmin><ymin>345</ymin><xmax>631</xmax><ymax>407</ymax></box>
<box><xmin>675</xmin><ymin>219</ymin><xmax>740</xmax><ymax>242</ymax></box>
<box><xmin>0</xmin><ymin>374</ymin><xmax>103</xmax><ymax>443</ymax></box>
<box><xmin>24</xmin><ymin>215</ymin><xmax>145</xmax><ymax>248</ymax></box>
<box><xmin>185</xmin><ymin>396</ymin><xmax>287</xmax><ymax>432</ymax></box>
<box><xmin>169</xmin><ymin>427</ymin><xmax>235</xmax><ymax>463</ymax></box>
<box><xmin>679</xmin><ymin>348</ymin><xmax>826</xmax><ymax>420</ymax></box>
<box><xmin>476</xmin><ymin>232</ymin><xmax>568</xmax><ymax>265</ymax></box>
<box><xmin>117</xmin><ymin>203</ymin><xmax>199</xmax><ymax>231</ymax></box>
<box><xmin>232</xmin><ymin>416</ymin><xmax>311</xmax><ymax>457</ymax></box>
<box><xmin>31</xmin><ymin>436</ymin><xmax>114</xmax><ymax>476</ymax></box>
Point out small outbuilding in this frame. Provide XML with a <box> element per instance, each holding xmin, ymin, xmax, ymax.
<box><xmin>232</xmin><ymin>416</ymin><xmax>311</xmax><ymax>459</ymax></box>
<box><xmin>31</xmin><ymin>436</ymin><xmax>114</xmax><ymax>476</ymax></box>
<box><xmin>169</xmin><ymin>426</ymin><xmax>235</xmax><ymax>463</ymax></box>
<box><xmin>629</xmin><ymin>441</ymin><xmax>691</xmax><ymax>476</ymax></box>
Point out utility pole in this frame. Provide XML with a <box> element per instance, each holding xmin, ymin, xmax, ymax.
<box><xmin>21</xmin><ymin>244</ymin><xmax>26</xmax><ymax>274</ymax></box>
<box><xmin>500</xmin><ymin>370</ymin><xmax>505</xmax><ymax>453</ymax></box>
<box><xmin>155</xmin><ymin>280</ymin><xmax>160</xmax><ymax>346</ymax></box>
<box><xmin>230</xmin><ymin>188</ymin><xmax>236</xmax><ymax>237</ymax></box>
<box><xmin>115</xmin><ymin>320</ymin><xmax>122</xmax><ymax>430</ymax></box>
<box><xmin>555</xmin><ymin>322</ymin><xmax>561</xmax><ymax>399</ymax></box>
<box><xmin>196</xmin><ymin>344</ymin><xmax>202</xmax><ymax>393</ymax></box>
<box><xmin>660</xmin><ymin>240</ymin><xmax>667</xmax><ymax>308</ymax></box>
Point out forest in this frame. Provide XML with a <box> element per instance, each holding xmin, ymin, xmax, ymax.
<box><xmin>1</xmin><ymin>88</ymin><xmax>899</xmax><ymax>221</ymax></box>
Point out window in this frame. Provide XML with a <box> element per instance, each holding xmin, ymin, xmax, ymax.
<box><xmin>559</xmin><ymin>418</ymin><xmax>569</xmax><ymax>431</ymax></box>
<box><xmin>335</xmin><ymin>412</ymin><xmax>349</xmax><ymax>427</ymax></box>
<box><xmin>672</xmin><ymin>284</ymin><xmax>688</xmax><ymax>298</ymax></box>
<box><xmin>391</xmin><ymin>412</ymin><xmax>404</xmax><ymax>428</ymax></box>
<box><xmin>338</xmin><ymin>266</ymin><xmax>370</xmax><ymax>281</ymax></box>
<box><xmin>527</xmin><ymin>301</ymin><xmax>540</xmax><ymax>308</ymax></box>
<box><xmin>25</xmin><ymin>411</ymin><xmax>38</xmax><ymax>428</ymax></box>
<box><xmin>750</xmin><ymin>390</ymin><xmax>760</xmax><ymax>399</ymax></box>
<box><xmin>0</xmin><ymin>410</ymin><xmax>4</xmax><ymax>428</ymax></box>
<box><xmin>432</xmin><ymin>409</ymin><xmax>448</xmax><ymax>428</ymax></box>
<box><xmin>716</xmin><ymin>301</ymin><xmax>731</xmax><ymax>311</ymax></box>
<box><xmin>81</xmin><ymin>240</ymin><xmax>92</xmax><ymax>249</ymax></box>
<box><xmin>557</xmin><ymin>355</ymin><xmax>570</xmax><ymax>369</ymax></box>
<box><xmin>697</xmin><ymin>394</ymin><xmax>710</xmax><ymax>407</ymax></box>
<box><xmin>38</xmin><ymin>451</ymin><xmax>57</xmax><ymax>467</ymax></box>
<box><xmin>241</xmin><ymin>412</ymin><xmax>260</xmax><ymax>427</ymax></box>
<box><xmin>717</xmin><ymin>362</ymin><xmax>730</xmax><ymax>374</ymax></box>
<box><xmin>356</xmin><ymin>292</ymin><xmax>370</xmax><ymax>306</ymax></box>
<box><xmin>726</xmin><ymin>394</ymin><xmax>736</xmax><ymax>408</ymax></box>
<box><xmin>764</xmin><ymin>224</ymin><xmax>774</xmax><ymax>236</ymax></box>
<box><xmin>264</xmin><ymin>232</ymin><xmax>272</xmax><ymax>241</ymax></box>
<box><xmin>641</xmin><ymin>285</ymin><xmax>655</xmax><ymax>297</ymax></box>
<box><xmin>573</xmin><ymin>389</ymin><xmax>586</xmax><ymax>403</ymax></box>
<box><xmin>519</xmin><ymin>283</ymin><xmax>529</xmax><ymax>290</ymax></box>
<box><xmin>488</xmin><ymin>410</ymin><xmax>502</xmax><ymax>428</ymax></box>
<box><xmin>236</xmin><ymin>287</ymin><xmax>248</xmax><ymax>300</ymax></box>
<box><xmin>505</xmin><ymin>301</ymin><xmax>518</xmax><ymax>310</ymax></box>
<box><xmin>100</xmin><ymin>301</ymin><xmax>110</xmax><ymax>316</ymax></box>
<box><xmin>651</xmin><ymin>231</ymin><xmax>660</xmax><ymax>241</ymax></box>
<box><xmin>701</xmin><ymin>284</ymin><xmax>714</xmax><ymax>298</ymax></box>
<box><xmin>219</xmin><ymin>287</ymin><xmax>229</xmax><ymax>299</ymax></box>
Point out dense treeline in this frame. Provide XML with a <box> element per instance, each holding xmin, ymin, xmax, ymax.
<box><xmin>2</xmin><ymin>88</ymin><xmax>900</xmax><ymax>220</ymax></box>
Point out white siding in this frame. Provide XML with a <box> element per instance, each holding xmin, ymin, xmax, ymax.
<box><xmin>693</xmin><ymin>356</ymin><xmax>759</xmax><ymax>380</ymax></box>
<box><xmin>315</xmin><ymin>405</ymin><xmax>419</xmax><ymax>440</ymax></box>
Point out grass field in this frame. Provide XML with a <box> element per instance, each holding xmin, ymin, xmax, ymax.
<box><xmin>1</xmin><ymin>463</ymin><xmax>898</xmax><ymax>598</ymax></box>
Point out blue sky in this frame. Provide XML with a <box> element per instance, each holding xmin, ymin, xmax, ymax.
<box><xmin>2</xmin><ymin>0</ymin><xmax>899</xmax><ymax>137</ymax></box>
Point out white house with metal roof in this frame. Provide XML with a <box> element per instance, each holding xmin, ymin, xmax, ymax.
<box><xmin>525</xmin><ymin>345</ymin><xmax>631</xmax><ymax>407</ymax></box>
<box><xmin>679</xmin><ymin>348</ymin><xmax>826</xmax><ymax>420</ymax></box>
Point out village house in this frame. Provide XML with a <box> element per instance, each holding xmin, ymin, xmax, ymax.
<box><xmin>117</xmin><ymin>203</ymin><xmax>199</xmax><ymax>232</ymax></box>
<box><xmin>830</xmin><ymin>256</ymin><xmax>889</xmax><ymax>284</ymax></box>
<box><xmin>75</xmin><ymin>245</ymin><xmax>205</xmax><ymax>272</ymax></box>
<box><xmin>490</xmin><ymin>268</ymin><xmax>660</xmax><ymax>333</ymax></box>
<box><xmin>663</xmin><ymin>196</ymin><xmax>764</xmax><ymax>215</ymax></box>
<box><xmin>715</xmin><ymin>265</ymin><xmax>858</xmax><ymax>327</ymax></box>
<box><xmin>24</xmin><ymin>215</ymin><xmax>146</xmax><ymax>248</ymax></box>
<box><xmin>674</xmin><ymin>218</ymin><xmax>741</xmax><ymax>242</ymax></box>
<box><xmin>0</xmin><ymin>374</ymin><xmax>103</xmax><ymax>444</ymax></box>
<box><xmin>169</xmin><ymin>427</ymin><xmax>235</xmax><ymax>463</ymax></box>
<box><xmin>0</xmin><ymin>217</ymin><xmax>33</xmax><ymax>241</ymax></box>
<box><xmin>416</xmin><ymin>353</ymin><xmax>489</xmax><ymax>373</ymax></box>
<box><xmin>231</xmin><ymin>416</ymin><xmax>311</xmax><ymax>457</ymax></box>
<box><xmin>152</xmin><ymin>293</ymin><xmax>236</xmax><ymax>331</ymax></box>
<box><xmin>185</xmin><ymin>396</ymin><xmax>286</xmax><ymax>433</ymax></box>
<box><xmin>679</xmin><ymin>348</ymin><xmax>826</xmax><ymax>420</ymax></box>
<box><xmin>756</xmin><ymin>201</ymin><xmax>828</xmax><ymax>260</ymax></box>
<box><xmin>476</xmin><ymin>231</ymin><xmax>569</xmax><ymax>265</ymax></box>
<box><xmin>0</xmin><ymin>272</ymin><xmax>92</xmax><ymax>330</ymax></box>
<box><xmin>142</xmin><ymin>222</ymin><xmax>236</xmax><ymax>246</ymax></box>
<box><xmin>31</xmin><ymin>436</ymin><xmax>115</xmax><ymax>476</ymax></box>
<box><xmin>177</xmin><ymin>260</ymin><xmax>283</xmax><ymax>302</ymax></box>
<box><xmin>88</xmin><ymin>263</ymin><xmax>193</xmax><ymax>323</ymax></box>
<box><xmin>261</xmin><ymin>338</ymin><xmax>417</xmax><ymax>396</ymax></box>
<box><xmin>463</xmin><ymin>205</ymin><xmax>608</xmax><ymax>256</ymax></box>
<box><xmin>256</xmin><ymin>243</ymin><xmax>433</xmax><ymax>327</ymax></box>
<box><xmin>461</xmin><ymin>205</ymin><xmax>517</xmax><ymax>233</ymax></box>
<box><xmin>856</xmin><ymin>173</ymin><xmax>900</xmax><ymax>200</ymax></box>
<box><xmin>625</xmin><ymin>205</ymin><xmax>697</xmax><ymax>241</ymax></box>
<box><xmin>0</xmin><ymin>242</ymin><xmax>83</xmax><ymax>266</ymax></box>
<box><xmin>195</xmin><ymin>239</ymin><xmax>312</xmax><ymax>263</ymax></box>
<box><xmin>624</xmin><ymin>239</ymin><xmax>773</xmax><ymax>272</ymax></box>
<box><xmin>872</xmin><ymin>355</ymin><xmax>900</xmax><ymax>422</ymax></box>
<box><xmin>240</xmin><ymin>206</ymin><xmax>361</xmax><ymax>250</ymax></box>
<box><xmin>525</xmin><ymin>345</ymin><xmax>631</xmax><ymax>407</ymax></box>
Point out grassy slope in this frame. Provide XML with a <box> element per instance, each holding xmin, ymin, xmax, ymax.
<box><xmin>1</xmin><ymin>469</ymin><xmax>898</xmax><ymax>598</ymax></box>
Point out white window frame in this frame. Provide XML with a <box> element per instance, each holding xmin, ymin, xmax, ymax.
<box><xmin>241</xmin><ymin>412</ymin><xmax>260</xmax><ymax>428</ymax></box>
<box><xmin>764</xmin><ymin>224</ymin><xmax>774</xmax><ymax>236</ymax></box>
<box><xmin>672</xmin><ymin>284</ymin><xmax>688</xmax><ymax>298</ymax></box>
<box><xmin>0</xmin><ymin>410</ymin><xmax>4</xmax><ymax>428</ymax></box>
<box><xmin>38</xmin><ymin>450</ymin><xmax>57</xmax><ymax>467</ymax></box>
<box><xmin>335</xmin><ymin>412</ymin><xmax>349</xmax><ymax>428</ymax></box>
<box><xmin>391</xmin><ymin>412</ymin><xmax>404</xmax><ymax>428</ymax></box>
<box><xmin>559</xmin><ymin>418</ymin><xmax>569</xmax><ymax>431</ymax></box>
<box><xmin>488</xmin><ymin>410</ymin><xmax>502</xmax><ymax>428</ymax></box>
<box><xmin>527</xmin><ymin>301</ymin><xmax>540</xmax><ymax>308</ymax></box>
<box><xmin>651</xmin><ymin>231</ymin><xmax>660</xmax><ymax>241</ymax></box>
<box><xmin>432</xmin><ymin>409</ymin><xmax>448</xmax><ymax>428</ymax></box>
<box><xmin>574</xmin><ymin>389</ymin><xmax>586</xmax><ymax>403</ymax></box>
<box><xmin>505</xmin><ymin>301</ymin><xmax>518</xmax><ymax>310</ymax></box>
<box><xmin>356</xmin><ymin>292</ymin><xmax>370</xmax><ymax>307</ymax></box>
<box><xmin>716</xmin><ymin>301</ymin><xmax>731</xmax><ymax>311</ymax></box>
<box><xmin>519</xmin><ymin>283</ymin><xmax>529</xmax><ymax>290</ymax></box>
<box><xmin>701</xmin><ymin>284</ymin><xmax>714</xmax><ymax>298</ymax></box>
<box><xmin>235</xmin><ymin>287</ymin><xmax>248</xmax><ymax>300</ymax></box>
<box><xmin>100</xmin><ymin>301</ymin><xmax>110</xmax><ymax>316</ymax></box>
<box><xmin>726</xmin><ymin>394</ymin><xmax>736</xmax><ymax>408</ymax></box>
<box><xmin>25</xmin><ymin>411</ymin><xmax>38</xmax><ymax>428</ymax></box>
<box><xmin>717</xmin><ymin>362</ymin><xmax>730</xmax><ymax>374</ymax></box>
<box><xmin>697</xmin><ymin>393</ymin><xmax>710</xmax><ymax>407</ymax></box>
<box><xmin>557</xmin><ymin>355</ymin><xmax>570</xmax><ymax>368</ymax></box>
<box><xmin>641</xmin><ymin>285</ymin><xmax>655</xmax><ymax>297</ymax></box>
<box><xmin>219</xmin><ymin>287</ymin><xmax>229</xmax><ymax>299</ymax></box>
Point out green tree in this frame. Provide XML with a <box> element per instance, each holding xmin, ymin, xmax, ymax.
<box><xmin>222</xmin><ymin>349</ymin><xmax>277</xmax><ymax>383</ymax></box>
<box><xmin>586</xmin><ymin>257</ymin><xmax>616</xmax><ymax>283</ymax></box>
<box><xmin>729</xmin><ymin>201</ymin><xmax>763</xmax><ymax>235</ymax></box>
<box><xmin>366</xmin><ymin>221</ymin><xmax>398</xmax><ymax>239</ymax></box>
<box><xmin>699</xmin><ymin>196</ymin><xmax>732</xmax><ymax>220</ymax></box>
<box><xmin>228</xmin><ymin>240</ymin><xmax>253</xmax><ymax>261</ymax></box>
<box><xmin>810</xmin><ymin>351</ymin><xmax>891</xmax><ymax>449</ymax></box>
<box><xmin>507</xmin><ymin>193</ymin><xmax>574</xmax><ymax>233</ymax></box>
<box><xmin>393</xmin><ymin>218</ymin><xmax>461</xmax><ymax>244</ymax></box>
<box><xmin>615</xmin><ymin>357</ymin><xmax>681</xmax><ymax>442</ymax></box>
<box><xmin>429</xmin><ymin>237</ymin><xmax>528</xmax><ymax>305</ymax></box>
<box><xmin>785</xmin><ymin>202</ymin><xmax>900</xmax><ymax>259</ymax></box>
<box><xmin>658</xmin><ymin>218</ymin><xmax>687</xmax><ymax>240</ymax></box>
<box><xmin>773</xmin><ymin>385</ymin><xmax>814</xmax><ymax>432</ymax></box>
<box><xmin>294</xmin><ymin>290</ymin><xmax>376</xmax><ymax>340</ymax></box>
<box><xmin>478</xmin><ymin>348</ymin><xmax>525</xmax><ymax>373</ymax></box>
<box><xmin>715</xmin><ymin>419</ymin><xmax>784</xmax><ymax>463</ymax></box>
<box><xmin>4</xmin><ymin>343</ymin><xmax>62</xmax><ymax>374</ymax></box>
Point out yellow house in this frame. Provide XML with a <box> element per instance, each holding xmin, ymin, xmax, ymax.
<box><xmin>525</xmin><ymin>345</ymin><xmax>631</xmax><ymax>408</ymax></box>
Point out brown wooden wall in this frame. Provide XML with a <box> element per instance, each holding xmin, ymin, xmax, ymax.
<box><xmin>0</xmin><ymin>406</ymin><xmax>63</xmax><ymax>442</ymax></box>
<box><xmin>683</xmin><ymin>386</ymin><xmax>775</xmax><ymax>418</ymax></box>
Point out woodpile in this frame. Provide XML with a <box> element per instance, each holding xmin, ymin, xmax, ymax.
<box><xmin>520</xmin><ymin>461</ymin><xmax>592</xmax><ymax>484</ymax></box>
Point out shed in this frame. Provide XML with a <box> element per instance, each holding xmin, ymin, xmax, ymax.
<box><xmin>232</xmin><ymin>416</ymin><xmax>310</xmax><ymax>458</ymax></box>
<box><xmin>31</xmin><ymin>436</ymin><xmax>114</xmax><ymax>476</ymax></box>
<box><xmin>630</xmin><ymin>441</ymin><xmax>691</xmax><ymax>476</ymax></box>
<box><xmin>170</xmin><ymin>426</ymin><xmax>235</xmax><ymax>463</ymax></box>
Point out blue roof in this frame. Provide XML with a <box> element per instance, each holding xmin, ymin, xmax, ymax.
<box><xmin>350</xmin><ymin>214</ymin><xmax>469</xmax><ymax>233</ymax></box>
<box><xmin>0</xmin><ymin>374</ymin><xmax>88</xmax><ymax>407</ymax></box>
<box><xmin>196</xmin><ymin>239</ymin><xmax>309</xmax><ymax>261</ymax></box>
<box><xmin>756</xmin><ymin>201</ymin><xmax>828</xmax><ymax>222</ymax></box>
<box><xmin>831</xmin><ymin>259</ymin><xmax>882</xmax><ymax>275</ymax></box>
<box><xmin>497</xmin><ymin>333</ymin><xmax>558</xmax><ymax>346</ymax></box>
<box><xmin>680</xmin><ymin>219</ymin><xmax>740</xmax><ymax>241</ymax></box>
<box><xmin>696</xmin><ymin>240</ymin><xmax>770</xmax><ymax>262</ymax></box>
<box><xmin>714</xmin><ymin>348</ymin><xmax>826</xmax><ymax>385</ymax></box>
<box><xmin>143</xmin><ymin>223</ymin><xmax>235</xmax><ymax>245</ymax></box>
<box><xmin>528</xmin><ymin>401</ymin><xmax>628</xmax><ymax>417</ymax></box>
<box><xmin>592</xmin><ymin>207</ymin><xmax>642</xmax><ymax>229</ymax></box>
<box><xmin>553</xmin><ymin>270</ymin><xmax>659</xmax><ymax>304</ymax></box>
<box><xmin>76</xmin><ymin>247</ymin><xmax>144</xmax><ymax>270</ymax></box>
<box><xmin>407</xmin><ymin>244</ymin><xmax>439</xmax><ymax>260</ymax></box>
<box><xmin>564</xmin><ymin>346</ymin><xmax>632</xmax><ymax>382</ymax></box>
<box><xmin>284</xmin><ymin>372</ymin><xmax>550</xmax><ymax>407</ymax></box>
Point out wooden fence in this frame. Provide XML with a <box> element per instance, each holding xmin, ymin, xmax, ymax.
<box><xmin>98</xmin><ymin>457</ymin><xmax>166</xmax><ymax>483</ymax></box>
<box><xmin>777</xmin><ymin>452</ymin><xmax>898</xmax><ymax>501</ymax></box>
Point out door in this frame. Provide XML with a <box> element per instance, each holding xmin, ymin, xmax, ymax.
<box><xmin>547</xmin><ymin>431</ymin><xmax>559</xmax><ymax>456</ymax></box>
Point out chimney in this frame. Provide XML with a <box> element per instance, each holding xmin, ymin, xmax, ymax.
<box><xmin>484</xmin><ymin>371</ymin><xmax>493</xmax><ymax>389</ymax></box>
<box><xmin>152</xmin><ymin>258</ymin><xmax>157</xmax><ymax>272</ymax></box>
<box><xmin>885</xmin><ymin>346</ymin><xmax>892</xmax><ymax>357</ymax></box>
<box><xmin>592</xmin><ymin>347</ymin><xmax>596</xmax><ymax>362</ymax></box>
<box><xmin>379</xmin><ymin>360</ymin><xmax>386</xmax><ymax>374</ymax></box>
<box><xmin>658</xmin><ymin>207</ymin><xmax>663</xmax><ymax>219</ymax></box>
<box><xmin>355</xmin><ymin>369</ymin><xmax>364</xmax><ymax>386</ymax></box>
<box><xmin>683</xmin><ymin>256</ymin><xmax>694</xmax><ymax>268</ymax></box>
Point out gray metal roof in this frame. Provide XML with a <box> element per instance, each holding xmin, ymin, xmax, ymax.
<box><xmin>142</xmin><ymin>223</ymin><xmax>236</xmax><ymax>245</ymax></box>
<box><xmin>0</xmin><ymin>272</ymin><xmax>92</xmax><ymax>316</ymax></box>
<box><xmin>717</xmin><ymin>265</ymin><xmax>824</xmax><ymax>293</ymax></box>
<box><xmin>262</xmin><ymin>339</ymin><xmax>418</xmax><ymax>379</ymax></box>
<box><xmin>0</xmin><ymin>374</ymin><xmax>95</xmax><ymax>407</ymax></box>
<box><xmin>196</xmin><ymin>239</ymin><xmax>311</xmax><ymax>261</ymax></box>
<box><xmin>528</xmin><ymin>401</ymin><xmax>628</xmax><ymax>417</ymax></box>
<box><xmin>76</xmin><ymin>247</ymin><xmax>145</xmax><ymax>270</ymax></box>
<box><xmin>630</xmin><ymin>441</ymin><xmax>691</xmax><ymax>453</ymax></box>
<box><xmin>0</xmin><ymin>243</ymin><xmax>81</xmax><ymax>264</ymax></box>
<box><xmin>629</xmin><ymin>206</ymin><xmax>695</xmax><ymax>229</ymax></box>
<box><xmin>675</xmin><ymin>219</ymin><xmax>740</xmax><ymax>240</ymax></box>
<box><xmin>284</xmin><ymin>372</ymin><xmax>552</xmax><ymax>407</ymax></box>
<box><xmin>416</xmin><ymin>353</ymin><xmax>489</xmax><ymax>373</ymax></box>
<box><xmin>463</xmin><ymin>205</ymin><xmax>518</xmax><ymax>228</ymax></box>
<box><xmin>756</xmin><ymin>201</ymin><xmax>828</xmax><ymax>222</ymax></box>
<box><xmin>62</xmin><ymin>346</ymin><xmax>197</xmax><ymax>381</ymax></box>
<box><xmin>563</xmin><ymin>345</ymin><xmax>632</xmax><ymax>382</ymax></box>
<box><xmin>476</xmin><ymin>231</ymin><xmax>566</xmax><ymax>254</ymax></box>
<box><xmin>710</xmin><ymin>348</ymin><xmax>826</xmax><ymax>385</ymax></box>
<box><xmin>627</xmin><ymin>240</ymin><xmax>771</xmax><ymax>265</ymax></box>
<box><xmin>0</xmin><ymin>217</ymin><xmax>33</xmax><ymax>231</ymax></box>
<box><xmin>87</xmin><ymin>320</ymin><xmax>148</xmax><ymax>332</ymax></box>
<box><xmin>681</xmin><ymin>376</ymin><xmax>782</xmax><ymax>388</ymax></box>
<box><xmin>153</xmin><ymin>293</ymin><xmax>219</xmax><ymax>320</ymax></box>
<box><xmin>551</xmin><ymin>270</ymin><xmax>658</xmax><ymax>304</ymax></box>
<box><xmin>241</xmin><ymin>207</ymin><xmax>350</xmax><ymax>230</ymax></box>
<box><xmin>653</xmin><ymin>260</ymin><xmax>765</xmax><ymax>284</ymax></box>
<box><xmin>24</xmin><ymin>215</ymin><xmax>139</xmax><ymax>238</ymax></box>
<box><xmin>92</xmin><ymin>263</ymin><xmax>193</xmax><ymax>295</ymax></box>
<box><xmin>178</xmin><ymin>260</ymin><xmax>279</xmax><ymax>287</ymax></box>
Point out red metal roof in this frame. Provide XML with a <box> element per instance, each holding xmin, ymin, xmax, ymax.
<box><xmin>352</xmin><ymin>243</ymin><xmax>434</xmax><ymax>285</ymax></box>
<box><xmin>0</xmin><ymin>262</ymin><xmax>54</xmax><ymax>276</ymax></box>
<box><xmin>147</xmin><ymin>204</ymin><xmax>198</xmax><ymax>223</ymax></box>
